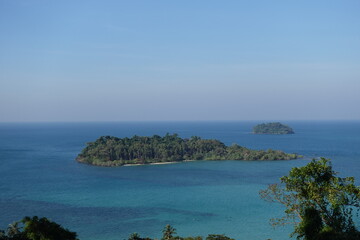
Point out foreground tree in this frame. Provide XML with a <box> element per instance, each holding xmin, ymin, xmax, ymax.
<box><xmin>6</xmin><ymin>222</ymin><xmax>21</xmax><ymax>238</ymax></box>
<box><xmin>260</xmin><ymin>158</ymin><xmax>360</xmax><ymax>239</ymax></box>
<box><xmin>0</xmin><ymin>216</ymin><xmax>78</xmax><ymax>240</ymax></box>
<box><xmin>22</xmin><ymin>216</ymin><xmax>78</xmax><ymax>240</ymax></box>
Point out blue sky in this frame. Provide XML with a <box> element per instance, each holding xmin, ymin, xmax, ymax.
<box><xmin>1</xmin><ymin>0</ymin><xmax>359</xmax><ymax>122</ymax></box>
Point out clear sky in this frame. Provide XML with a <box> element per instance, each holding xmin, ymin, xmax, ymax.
<box><xmin>1</xmin><ymin>0</ymin><xmax>359</xmax><ymax>122</ymax></box>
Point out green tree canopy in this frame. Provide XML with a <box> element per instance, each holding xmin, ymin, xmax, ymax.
<box><xmin>76</xmin><ymin>134</ymin><xmax>300</xmax><ymax>166</ymax></box>
<box><xmin>260</xmin><ymin>158</ymin><xmax>360</xmax><ymax>240</ymax></box>
<box><xmin>205</xmin><ymin>234</ymin><xmax>235</xmax><ymax>240</ymax></box>
<box><xmin>0</xmin><ymin>216</ymin><xmax>78</xmax><ymax>240</ymax></box>
<box><xmin>22</xmin><ymin>216</ymin><xmax>78</xmax><ymax>240</ymax></box>
<box><xmin>162</xmin><ymin>225</ymin><xmax>176</xmax><ymax>240</ymax></box>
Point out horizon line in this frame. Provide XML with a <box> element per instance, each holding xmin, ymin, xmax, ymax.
<box><xmin>1</xmin><ymin>119</ymin><xmax>360</xmax><ymax>124</ymax></box>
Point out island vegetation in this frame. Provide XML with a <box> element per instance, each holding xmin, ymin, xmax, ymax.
<box><xmin>76</xmin><ymin>133</ymin><xmax>300</xmax><ymax>166</ymax></box>
<box><xmin>253</xmin><ymin>122</ymin><xmax>294</xmax><ymax>134</ymax></box>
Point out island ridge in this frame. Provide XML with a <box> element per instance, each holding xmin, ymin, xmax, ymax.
<box><xmin>76</xmin><ymin>133</ymin><xmax>300</xmax><ymax>166</ymax></box>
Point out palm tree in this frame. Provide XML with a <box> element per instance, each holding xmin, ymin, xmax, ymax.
<box><xmin>128</xmin><ymin>232</ymin><xmax>142</xmax><ymax>240</ymax></box>
<box><xmin>7</xmin><ymin>222</ymin><xmax>20</xmax><ymax>237</ymax></box>
<box><xmin>7</xmin><ymin>221</ymin><xmax>21</xmax><ymax>237</ymax></box>
<box><xmin>162</xmin><ymin>224</ymin><xmax>176</xmax><ymax>240</ymax></box>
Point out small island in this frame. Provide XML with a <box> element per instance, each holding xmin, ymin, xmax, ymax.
<box><xmin>76</xmin><ymin>134</ymin><xmax>300</xmax><ymax>166</ymax></box>
<box><xmin>253</xmin><ymin>122</ymin><xmax>294</xmax><ymax>134</ymax></box>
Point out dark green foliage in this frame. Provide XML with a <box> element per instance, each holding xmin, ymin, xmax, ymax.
<box><xmin>125</xmin><ymin>226</ymin><xmax>234</xmax><ymax>240</ymax></box>
<box><xmin>22</xmin><ymin>216</ymin><xmax>78</xmax><ymax>240</ymax></box>
<box><xmin>128</xmin><ymin>233</ymin><xmax>142</xmax><ymax>240</ymax></box>
<box><xmin>253</xmin><ymin>122</ymin><xmax>294</xmax><ymax>134</ymax></box>
<box><xmin>0</xmin><ymin>216</ymin><xmax>77</xmax><ymax>240</ymax></box>
<box><xmin>6</xmin><ymin>222</ymin><xmax>21</xmax><ymax>238</ymax></box>
<box><xmin>128</xmin><ymin>233</ymin><xmax>152</xmax><ymax>240</ymax></box>
<box><xmin>76</xmin><ymin>133</ymin><xmax>300</xmax><ymax>166</ymax></box>
<box><xmin>162</xmin><ymin>225</ymin><xmax>176</xmax><ymax>240</ymax></box>
<box><xmin>205</xmin><ymin>234</ymin><xmax>235</xmax><ymax>240</ymax></box>
<box><xmin>297</xmin><ymin>207</ymin><xmax>323</xmax><ymax>240</ymax></box>
<box><xmin>0</xmin><ymin>220</ymin><xmax>237</xmax><ymax>240</ymax></box>
<box><xmin>317</xmin><ymin>228</ymin><xmax>360</xmax><ymax>240</ymax></box>
<box><xmin>0</xmin><ymin>221</ymin><xmax>26</xmax><ymax>240</ymax></box>
<box><xmin>182</xmin><ymin>237</ymin><xmax>203</xmax><ymax>240</ymax></box>
<box><xmin>260</xmin><ymin>158</ymin><xmax>360</xmax><ymax>239</ymax></box>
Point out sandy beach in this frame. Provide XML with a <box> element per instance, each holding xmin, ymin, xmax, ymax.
<box><xmin>123</xmin><ymin>161</ymin><xmax>180</xmax><ymax>167</ymax></box>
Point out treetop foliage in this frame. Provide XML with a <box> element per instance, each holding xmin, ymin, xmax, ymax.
<box><xmin>0</xmin><ymin>220</ymin><xmax>235</xmax><ymax>240</ymax></box>
<box><xmin>260</xmin><ymin>158</ymin><xmax>360</xmax><ymax>240</ymax></box>
<box><xmin>0</xmin><ymin>216</ymin><xmax>78</xmax><ymax>240</ymax></box>
<box><xmin>128</xmin><ymin>225</ymin><xmax>235</xmax><ymax>240</ymax></box>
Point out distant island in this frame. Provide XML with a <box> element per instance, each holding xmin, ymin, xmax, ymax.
<box><xmin>253</xmin><ymin>122</ymin><xmax>294</xmax><ymax>134</ymax></box>
<box><xmin>76</xmin><ymin>134</ymin><xmax>300</xmax><ymax>166</ymax></box>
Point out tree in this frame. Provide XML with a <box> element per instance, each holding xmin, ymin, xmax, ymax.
<box><xmin>0</xmin><ymin>217</ymin><xmax>78</xmax><ymax>240</ymax></box>
<box><xmin>182</xmin><ymin>237</ymin><xmax>203</xmax><ymax>240</ymax></box>
<box><xmin>7</xmin><ymin>222</ymin><xmax>21</xmax><ymax>238</ymax></box>
<box><xmin>162</xmin><ymin>225</ymin><xmax>176</xmax><ymax>240</ymax></box>
<box><xmin>128</xmin><ymin>233</ymin><xmax>143</xmax><ymax>240</ymax></box>
<box><xmin>0</xmin><ymin>230</ymin><xmax>6</xmax><ymax>240</ymax></box>
<box><xmin>297</xmin><ymin>207</ymin><xmax>323</xmax><ymax>240</ymax></box>
<box><xmin>205</xmin><ymin>234</ymin><xmax>234</xmax><ymax>240</ymax></box>
<box><xmin>260</xmin><ymin>158</ymin><xmax>360</xmax><ymax>239</ymax></box>
<box><xmin>22</xmin><ymin>216</ymin><xmax>78</xmax><ymax>240</ymax></box>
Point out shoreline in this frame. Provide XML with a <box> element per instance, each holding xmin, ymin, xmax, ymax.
<box><xmin>78</xmin><ymin>157</ymin><xmax>302</xmax><ymax>167</ymax></box>
<box><xmin>123</xmin><ymin>161</ymin><xmax>180</xmax><ymax>167</ymax></box>
<box><xmin>122</xmin><ymin>160</ymin><xmax>199</xmax><ymax>167</ymax></box>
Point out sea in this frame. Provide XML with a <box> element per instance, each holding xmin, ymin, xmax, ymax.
<box><xmin>0</xmin><ymin>121</ymin><xmax>359</xmax><ymax>240</ymax></box>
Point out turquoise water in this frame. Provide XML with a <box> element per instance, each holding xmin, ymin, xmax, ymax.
<box><xmin>0</xmin><ymin>121</ymin><xmax>359</xmax><ymax>240</ymax></box>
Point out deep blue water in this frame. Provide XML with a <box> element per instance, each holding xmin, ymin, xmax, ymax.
<box><xmin>0</xmin><ymin>121</ymin><xmax>359</xmax><ymax>240</ymax></box>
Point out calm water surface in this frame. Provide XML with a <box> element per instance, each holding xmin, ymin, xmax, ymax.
<box><xmin>0</xmin><ymin>121</ymin><xmax>359</xmax><ymax>240</ymax></box>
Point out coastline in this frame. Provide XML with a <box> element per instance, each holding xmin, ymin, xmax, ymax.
<box><xmin>122</xmin><ymin>159</ymin><xmax>201</xmax><ymax>167</ymax></box>
<box><xmin>123</xmin><ymin>161</ymin><xmax>180</xmax><ymax>167</ymax></box>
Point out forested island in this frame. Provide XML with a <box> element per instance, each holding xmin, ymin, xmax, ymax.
<box><xmin>76</xmin><ymin>134</ymin><xmax>300</xmax><ymax>166</ymax></box>
<box><xmin>253</xmin><ymin>122</ymin><xmax>294</xmax><ymax>134</ymax></box>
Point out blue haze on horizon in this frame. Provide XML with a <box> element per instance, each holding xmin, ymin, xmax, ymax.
<box><xmin>0</xmin><ymin>0</ymin><xmax>360</xmax><ymax>122</ymax></box>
